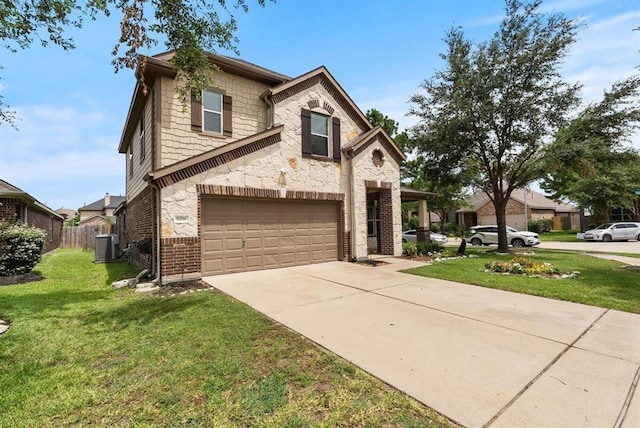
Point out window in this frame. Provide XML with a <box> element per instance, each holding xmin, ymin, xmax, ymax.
<box><xmin>128</xmin><ymin>144</ymin><xmax>133</xmax><ymax>177</ymax></box>
<box><xmin>202</xmin><ymin>90</ymin><xmax>223</xmax><ymax>134</ymax></box>
<box><xmin>191</xmin><ymin>90</ymin><xmax>232</xmax><ymax>136</ymax></box>
<box><xmin>48</xmin><ymin>217</ymin><xmax>53</xmax><ymax>242</ymax></box>
<box><xmin>301</xmin><ymin>108</ymin><xmax>341</xmax><ymax>162</ymax></box>
<box><xmin>310</xmin><ymin>112</ymin><xmax>329</xmax><ymax>157</ymax></box>
<box><xmin>139</xmin><ymin>110</ymin><xmax>145</xmax><ymax>162</ymax></box>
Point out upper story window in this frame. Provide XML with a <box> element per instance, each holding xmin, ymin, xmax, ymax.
<box><xmin>139</xmin><ymin>110</ymin><xmax>145</xmax><ymax>162</ymax></box>
<box><xmin>191</xmin><ymin>89</ymin><xmax>233</xmax><ymax>137</ymax></box>
<box><xmin>310</xmin><ymin>112</ymin><xmax>329</xmax><ymax>157</ymax></box>
<box><xmin>203</xmin><ymin>90</ymin><xmax>223</xmax><ymax>134</ymax></box>
<box><xmin>301</xmin><ymin>108</ymin><xmax>341</xmax><ymax>162</ymax></box>
<box><xmin>128</xmin><ymin>144</ymin><xmax>133</xmax><ymax>177</ymax></box>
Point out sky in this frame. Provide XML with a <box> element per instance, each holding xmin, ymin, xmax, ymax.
<box><xmin>0</xmin><ymin>0</ymin><xmax>638</xmax><ymax>210</ymax></box>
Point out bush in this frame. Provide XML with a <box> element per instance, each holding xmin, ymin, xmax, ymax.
<box><xmin>527</xmin><ymin>218</ymin><xmax>553</xmax><ymax>234</ymax></box>
<box><xmin>416</xmin><ymin>241</ymin><xmax>443</xmax><ymax>255</ymax></box>
<box><xmin>0</xmin><ymin>223</ymin><xmax>46</xmax><ymax>276</ymax></box>
<box><xmin>407</xmin><ymin>215</ymin><xmax>419</xmax><ymax>230</ymax></box>
<box><xmin>444</xmin><ymin>223</ymin><xmax>458</xmax><ymax>235</ymax></box>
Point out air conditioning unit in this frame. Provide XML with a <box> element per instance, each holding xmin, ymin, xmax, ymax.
<box><xmin>95</xmin><ymin>234</ymin><xmax>120</xmax><ymax>262</ymax></box>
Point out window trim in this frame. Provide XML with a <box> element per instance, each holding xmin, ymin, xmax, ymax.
<box><xmin>301</xmin><ymin>108</ymin><xmax>341</xmax><ymax>163</ymax></box>
<box><xmin>128</xmin><ymin>144</ymin><xmax>133</xmax><ymax>177</ymax></box>
<box><xmin>310</xmin><ymin>111</ymin><xmax>330</xmax><ymax>157</ymax></box>
<box><xmin>202</xmin><ymin>90</ymin><xmax>223</xmax><ymax>135</ymax></box>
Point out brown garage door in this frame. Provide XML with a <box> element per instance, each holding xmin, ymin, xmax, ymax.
<box><xmin>201</xmin><ymin>197</ymin><xmax>339</xmax><ymax>275</ymax></box>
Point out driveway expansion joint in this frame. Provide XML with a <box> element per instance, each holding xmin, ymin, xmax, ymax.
<box><xmin>483</xmin><ymin>308</ymin><xmax>610</xmax><ymax>427</ymax></box>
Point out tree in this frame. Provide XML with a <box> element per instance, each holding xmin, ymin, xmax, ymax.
<box><xmin>0</xmin><ymin>0</ymin><xmax>270</xmax><ymax>126</ymax></box>
<box><xmin>541</xmin><ymin>76</ymin><xmax>640</xmax><ymax>223</ymax></box>
<box><xmin>409</xmin><ymin>0</ymin><xmax>581</xmax><ymax>252</ymax></box>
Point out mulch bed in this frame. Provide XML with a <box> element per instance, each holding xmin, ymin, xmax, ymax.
<box><xmin>0</xmin><ymin>272</ymin><xmax>43</xmax><ymax>286</ymax></box>
<box><xmin>155</xmin><ymin>280</ymin><xmax>213</xmax><ymax>296</ymax></box>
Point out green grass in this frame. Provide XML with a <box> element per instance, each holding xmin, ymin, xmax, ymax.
<box><xmin>403</xmin><ymin>249</ymin><xmax>640</xmax><ymax>314</ymax></box>
<box><xmin>539</xmin><ymin>230</ymin><xmax>582</xmax><ymax>242</ymax></box>
<box><xmin>0</xmin><ymin>249</ymin><xmax>455</xmax><ymax>427</ymax></box>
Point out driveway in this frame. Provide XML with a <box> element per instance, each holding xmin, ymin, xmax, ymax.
<box><xmin>203</xmin><ymin>258</ymin><xmax>640</xmax><ymax>428</ymax></box>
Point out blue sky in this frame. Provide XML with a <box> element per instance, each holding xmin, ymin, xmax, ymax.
<box><xmin>0</xmin><ymin>0</ymin><xmax>638</xmax><ymax>210</ymax></box>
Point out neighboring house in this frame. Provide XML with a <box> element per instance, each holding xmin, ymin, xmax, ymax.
<box><xmin>78</xmin><ymin>193</ymin><xmax>126</xmax><ymax>223</ymax></box>
<box><xmin>115</xmin><ymin>51</ymin><xmax>429</xmax><ymax>283</ymax></box>
<box><xmin>0</xmin><ymin>179</ymin><xmax>64</xmax><ymax>253</ymax></box>
<box><xmin>55</xmin><ymin>208</ymin><xmax>77</xmax><ymax>224</ymax></box>
<box><xmin>457</xmin><ymin>188</ymin><xmax>580</xmax><ymax>230</ymax></box>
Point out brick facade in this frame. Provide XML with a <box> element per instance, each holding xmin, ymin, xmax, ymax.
<box><xmin>378</xmin><ymin>188</ymin><xmax>394</xmax><ymax>255</ymax></box>
<box><xmin>0</xmin><ymin>197</ymin><xmax>62</xmax><ymax>253</ymax></box>
<box><xmin>123</xmin><ymin>187</ymin><xmax>154</xmax><ymax>271</ymax></box>
<box><xmin>160</xmin><ymin>237</ymin><xmax>200</xmax><ymax>277</ymax></box>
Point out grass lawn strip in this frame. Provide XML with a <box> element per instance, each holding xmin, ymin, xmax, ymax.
<box><xmin>403</xmin><ymin>248</ymin><xmax>640</xmax><ymax>314</ymax></box>
<box><xmin>0</xmin><ymin>249</ymin><xmax>456</xmax><ymax>427</ymax></box>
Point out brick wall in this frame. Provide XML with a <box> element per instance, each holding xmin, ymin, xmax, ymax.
<box><xmin>0</xmin><ymin>198</ymin><xmax>62</xmax><ymax>253</ymax></box>
<box><xmin>378</xmin><ymin>188</ymin><xmax>394</xmax><ymax>256</ymax></box>
<box><xmin>0</xmin><ymin>198</ymin><xmax>19</xmax><ymax>223</ymax></box>
<box><xmin>125</xmin><ymin>187</ymin><xmax>154</xmax><ymax>271</ymax></box>
<box><xmin>160</xmin><ymin>237</ymin><xmax>200</xmax><ymax>277</ymax></box>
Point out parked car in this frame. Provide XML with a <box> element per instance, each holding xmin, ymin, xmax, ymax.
<box><xmin>402</xmin><ymin>230</ymin><xmax>448</xmax><ymax>245</ymax></box>
<box><xmin>583</xmin><ymin>222</ymin><xmax>640</xmax><ymax>242</ymax></box>
<box><xmin>468</xmin><ymin>225</ymin><xmax>540</xmax><ymax>247</ymax></box>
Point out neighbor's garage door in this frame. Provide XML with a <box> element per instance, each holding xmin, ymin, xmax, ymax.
<box><xmin>201</xmin><ymin>198</ymin><xmax>339</xmax><ymax>275</ymax></box>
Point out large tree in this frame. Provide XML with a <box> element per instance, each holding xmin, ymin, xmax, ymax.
<box><xmin>541</xmin><ymin>76</ymin><xmax>640</xmax><ymax>223</ymax></box>
<box><xmin>409</xmin><ymin>0</ymin><xmax>581</xmax><ymax>251</ymax></box>
<box><xmin>0</xmin><ymin>0</ymin><xmax>270</xmax><ymax>127</ymax></box>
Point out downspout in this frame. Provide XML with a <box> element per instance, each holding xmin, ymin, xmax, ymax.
<box><xmin>262</xmin><ymin>89</ymin><xmax>275</xmax><ymax>129</ymax></box>
<box><xmin>146</xmin><ymin>175</ymin><xmax>162</xmax><ymax>286</ymax></box>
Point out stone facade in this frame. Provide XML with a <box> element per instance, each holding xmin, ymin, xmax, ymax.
<box><xmin>119</xmin><ymin>54</ymin><xmax>404</xmax><ymax>280</ymax></box>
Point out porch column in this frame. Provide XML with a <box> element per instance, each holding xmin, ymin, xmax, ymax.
<box><xmin>416</xmin><ymin>199</ymin><xmax>430</xmax><ymax>244</ymax></box>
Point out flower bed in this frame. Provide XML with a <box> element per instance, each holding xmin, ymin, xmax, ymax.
<box><xmin>484</xmin><ymin>256</ymin><xmax>568</xmax><ymax>276</ymax></box>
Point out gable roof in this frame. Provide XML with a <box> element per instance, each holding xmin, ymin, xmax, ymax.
<box><xmin>342</xmin><ymin>126</ymin><xmax>405</xmax><ymax>164</ymax></box>
<box><xmin>0</xmin><ymin>179</ymin><xmax>64</xmax><ymax>220</ymax></box>
<box><xmin>265</xmin><ymin>66</ymin><xmax>373</xmax><ymax>132</ymax></box>
<box><xmin>78</xmin><ymin>195</ymin><xmax>126</xmax><ymax>212</ymax></box>
<box><xmin>118</xmin><ymin>51</ymin><xmax>291</xmax><ymax>153</ymax></box>
<box><xmin>457</xmin><ymin>189</ymin><xmax>578</xmax><ymax>213</ymax></box>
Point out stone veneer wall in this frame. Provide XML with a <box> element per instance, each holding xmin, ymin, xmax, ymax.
<box><xmin>477</xmin><ymin>199</ymin><xmax>525</xmax><ymax>216</ymax></box>
<box><xmin>126</xmin><ymin>187</ymin><xmax>154</xmax><ymax>271</ymax></box>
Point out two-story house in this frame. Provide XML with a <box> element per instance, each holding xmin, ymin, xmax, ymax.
<box><xmin>116</xmin><ymin>52</ymin><xmax>428</xmax><ymax>284</ymax></box>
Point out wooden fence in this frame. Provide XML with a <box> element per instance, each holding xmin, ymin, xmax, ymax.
<box><xmin>61</xmin><ymin>224</ymin><xmax>114</xmax><ymax>250</ymax></box>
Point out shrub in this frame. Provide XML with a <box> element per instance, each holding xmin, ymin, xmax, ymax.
<box><xmin>407</xmin><ymin>215</ymin><xmax>420</xmax><ymax>230</ymax></box>
<box><xmin>417</xmin><ymin>241</ymin><xmax>443</xmax><ymax>255</ymax></box>
<box><xmin>0</xmin><ymin>223</ymin><xmax>46</xmax><ymax>276</ymax></box>
<box><xmin>444</xmin><ymin>223</ymin><xmax>458</xmax><ymax>234</ymax></box>
<box><xmin>527</xmin><ymin>218</ymin><xmax>553</xmax><ymax>234</ymax></box>
<box><xmin>404</xmin><ymin>243</ymin><xmax>419</xmax><ymax>257</ymax></box>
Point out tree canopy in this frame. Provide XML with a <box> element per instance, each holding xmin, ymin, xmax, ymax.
<box><xmin>541</xmin><ymin>76</ymin><xmax>640</xmax><ymax>222</ymax></box>
<box><xmin>0</xmin><ymin>0</ymin><xmax>270</xmax><ymax>126</ymax></box>
<box><xmin>408</xmin><ymin>0</ymin><xmax>581</xmax><ymax>251</ymax></box>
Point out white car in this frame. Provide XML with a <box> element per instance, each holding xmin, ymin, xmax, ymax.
<box><xmin>402</xmin><ymin>230</ymin><xmax>448</xmax><ymax>245</ymax></box>
<box><xmin>583</xmin><ymin>222</ymin><xmax>640</xmax><ymax>242</ymax></box>
<box><xmin>468</xmin><ymin>225</ymin><xmax>540</xmax><ymax>247</ymax></box>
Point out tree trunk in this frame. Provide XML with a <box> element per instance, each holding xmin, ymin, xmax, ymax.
<box><xmin>493</xmin><ymin>195</ymin><xmax>510</xmax><ymax>252</ymax></box>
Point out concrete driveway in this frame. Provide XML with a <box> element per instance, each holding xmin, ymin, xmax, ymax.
<box><xmin>203</xmin><ymin>258</ymin><xmax>640</xmax><ymax>428</ymax></box>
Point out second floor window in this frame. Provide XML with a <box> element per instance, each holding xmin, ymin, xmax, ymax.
<box><xmin>310</xmin><ymin>112</ymin><xmax>329</xmax><ymax>157</ymax></box>
<box><xmin>203</xmin><ymin>90</ymin><xmax>223</xmax><ymax>134</ymax></box>
<box><xmin>139</xmin><ymin>110</ymin><xmax>145</xmax><ymax>162</ymax></box>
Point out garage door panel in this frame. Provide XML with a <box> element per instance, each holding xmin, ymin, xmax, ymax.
<box><xmin>201</xmin><ymin>198</ymin><xmax>339</xmax><ymax>275</ymax></box>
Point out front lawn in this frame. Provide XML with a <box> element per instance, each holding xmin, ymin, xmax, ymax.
<box><xmin>403</xmin><ymin>249</ymin><xmax>640</xmax><ymax>314</ymax></box>
<box><xmin>0</xmin><ymin>249</ymin><xmax>454</xmax><ymax>427</ymax></box>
